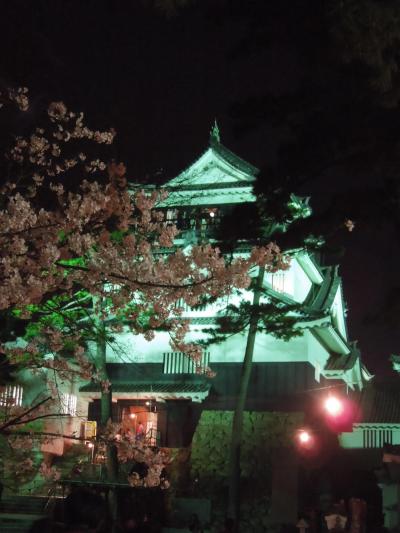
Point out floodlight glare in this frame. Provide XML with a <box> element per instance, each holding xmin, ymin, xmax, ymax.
<box><xmin>298</xmin><ymin>430</ymin><xmax>311</xmax><ymax>444</ymax></box>
<box><xmin>324</xmin><ymin>395</ymin><xmax>344</xmax><ymax>417</ymax></box>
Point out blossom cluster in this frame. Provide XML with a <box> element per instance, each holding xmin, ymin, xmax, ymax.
<box><xmin>100</xmin><ymin>420</ymin><xmax>171</xmax><ymax>489</ymax></box>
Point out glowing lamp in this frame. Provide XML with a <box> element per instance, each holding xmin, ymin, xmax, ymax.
<box><xmin>87</xmin><ymin>442</ymin><xmax>94</xmax><ymax>449</ymax></box>
<box><xmin>298</xmin><ymin>430</ymin><xmax>311</xmax><ymax>444</ymax></box>
<box><xmin>129</xmin><ymin>413</ymin><xmax>136</xmax><ymax>419</ymax></box>
<box><xmin>324</xmin><ymin>396</ymin><xmax>344</xmax><ymax>417</ymax></box>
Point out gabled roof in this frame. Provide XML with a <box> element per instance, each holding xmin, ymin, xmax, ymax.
<box><xmin>160</xmin><ymin>134</ymin><xmax>258</xmax><ymax>208</ymax></box>
<box><xmin>166</xmin><ymin>139</ymin><xmax>258</xmax><ymax>190</ymax></box>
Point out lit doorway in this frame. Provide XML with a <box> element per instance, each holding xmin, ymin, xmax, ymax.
<box><xmin>121</xmin><ymin>405</ymin><xmax>159</xmax><ymax>446</ymax></box>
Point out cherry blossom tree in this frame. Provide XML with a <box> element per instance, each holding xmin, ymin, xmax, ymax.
<box><xmin>0</xmin><ymin>88</ymin><xmax>286</xmax><ymax>496</ymax></box>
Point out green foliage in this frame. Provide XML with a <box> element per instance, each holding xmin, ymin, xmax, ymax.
<box><xmin>202</xmin><ymin>294</ymin><xmax>304</xmax><ymax>348</ymax></box>
<box><xmin>58</xmin><ymin>230</ymin><xmax>67</xmax><ymax>244</ymax></box>
<box><xmin>24</xmin><ymin>322</ymin><xmax>42</xmax><ymax>339</ymax></box>
<box><xmin>12</xmin><ymin>417</ymin><xmax>44</xmax><ymax>434</ymax></box>
<box><xmin>57</xmin><ymin>257</ymin><xmax>86</xmax><ymax>268</ymax></box>
<box><xmin>191</xmin><ymin>410</ymin><xmax>302</xmax><ymax>483</ymax></box>
<box><xmin>9</xmin><ymin>287</ymin><xmax>164</xmax><ymax>368</ymax></box>
<box><xmin>22</xmin><ymin>292</ymin><xmax>92</xmax><ymax>339</ymax></box>
<box><xmin>109</xmin><ymin>229</ymin><xmax>125</xmax><ymax>243</ymax></box>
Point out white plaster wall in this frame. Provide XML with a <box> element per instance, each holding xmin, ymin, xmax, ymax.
<box><xmin>253</xmin><ymin>332</ymin><xmax>308</xmax><ymax>363</ymax></box>
<box><xmin>105</xmin><ymin>326</ymin><xmax>310</xmax><ymax>365</ymax></box>
<box><xmin>339</xmin><ymin>429</ymin><xmax>364</xmax><ymax>448</ymax></box>
<box><xmin>331</xmin><ymin>286</ymin><xmax>348</xmax><ymax>340</ymax></box>
<box><xmin>292</xmin><ymin>259</ymin><xmax>313</xmax><ymax>302</ymax></box>
<box><xmin>393</xmin><ymin>428</ymin><xmax>400</xmax><ymax>444</ymax></box>
<box><xmin>210</xmin><ymin>330</ymin><xmax>308</xmax><ymax>363</ymax></box>
<box><xmin>264</xmin><ymin>258</ymin><xmax>312</xmax><ymax>303</ymax></box>
<box><xmin>105</xmin><ymin>331</ymin><xmax>176</xmax><ymax>363</ymax></box>
<box><xmin>306</xmin><ymin>330</ymin><xmax>330</xmax><ymax>374</ymax></box>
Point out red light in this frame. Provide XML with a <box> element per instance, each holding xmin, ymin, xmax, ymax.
<box><xmin>295</xmin><ymin>429</ymin><xmax>321</xmax><ymax>457</ymax></box>
<box><xmin>323</xmin><ymin>395</ymin><xmax>355</xmax><ymax>433</ymax></box>
<box><xmin>298</xmin><ymin>430</ymin><xmax>311</xmax><ymax>444</ymax></box>
<box><xmin>297</xmin><ymin>430</ymin><xmax>314</xmax><ymax>448</ymax></box>
<box><xmin>324</xmin><ymin>396</ymin><xmax>344</xmax><ymax>417</ymax></box>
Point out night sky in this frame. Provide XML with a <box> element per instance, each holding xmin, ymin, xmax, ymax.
<box><xmin>1</xmin><ymin>0</ymin><xmax>399</xmax><ymax>374</ymax></box>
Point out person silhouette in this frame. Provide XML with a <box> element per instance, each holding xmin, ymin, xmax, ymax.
<box><xmin>136</xmin><ymin>422</ymin><xmax>145</xmax><ymax>442</ymax></box>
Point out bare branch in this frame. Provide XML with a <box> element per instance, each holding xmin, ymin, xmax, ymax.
<box><xmin>3</xmin><ymin>412</ymin><xmax>71</xmax><ymax>428</ymax></box>
<box><xmin>0</xmin><ymin>396</ymin><xmax>52</xmax><ymax>431</ymax></box>
<box><xmin>55</xmin><ymin>260</ymin><xmax>215</xmax><ymax>289</ymax></box>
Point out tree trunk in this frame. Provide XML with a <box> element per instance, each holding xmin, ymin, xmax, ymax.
<box><xmin>227</xmin><ymin>266</ymin><xmax>265</xmax><ymax>531</ymax></box>
<box><xmin>97</xmin><ymin>325</ymin><xmax>118</xmax><ymax>482</ymax></box>
<box><xmin>97</xmin><ymin>323</ymin><xmax>119</xmax><ymax>531</ymax></box>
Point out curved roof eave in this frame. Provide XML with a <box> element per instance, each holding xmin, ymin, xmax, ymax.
<box><xmin>165</xmin><ymin>141</ymin><xmax>258</xmax><ymax>189</ymax></box>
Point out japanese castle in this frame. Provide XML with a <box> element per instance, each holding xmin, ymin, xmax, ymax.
<box><xmin>75</xmin><ymin>127</ymin><xmax>373</xmax><ymax>448</ymax></box>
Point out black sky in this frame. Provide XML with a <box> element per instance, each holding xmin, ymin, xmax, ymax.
<box><xmin>1</xmin><ymin>0</ymin><xmax>399</xmax><ymax>374</ymax></box>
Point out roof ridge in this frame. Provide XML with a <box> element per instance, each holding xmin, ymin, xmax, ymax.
<box><xmin>211</xmin><ymin>141</ymin><xmax>259</xmax><ymax>175</ymax></box>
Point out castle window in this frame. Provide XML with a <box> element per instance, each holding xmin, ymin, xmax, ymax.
<box><xmin>60</xmin><ymin>393</ymin><xmax>77</xmax><ymax>416</ymax></box>
<box><xmin>271</xmin><ymin>272</ymin><xmax>286</xmax><ymax>293</ymax></box>
<box><xmin>363</xmin><ymin>428</ymin><xmax>392</xmax><ymax>448</ymax></box>
<box><xmin>267</xmin><ymin>269</ymin><xmax>295</xmax><ymax>297</ymax></box>
<box><xmin>163</xmin><ymin>352</ymin><xmax>210</xmax><ymax>374</ymax></box>
<box><xmin>0</xmin><ymin>385</ymin><xmax>23</xmax><ymax>407</ymax></box>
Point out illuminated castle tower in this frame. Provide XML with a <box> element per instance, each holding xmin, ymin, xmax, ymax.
<box><xmin>79</xmin><ymin>127</ymin><xmax>371</xmax><ymax>447</ymax></box>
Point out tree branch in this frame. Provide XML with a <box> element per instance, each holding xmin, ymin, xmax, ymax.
<box><xmin>3</xmin><ymin>412</ymin><xmax>71</xmax><ymax>428</ymax></box>
<box><xmin>55</xmin><ymin>260</ymin><xmax>215</xmax><ymax>289</ymax></box>
<box><xmin>2</xmin><ymin>429</ymin><xmax>86</xmax><ymax>442</ymax></box>
<box><xmin>0</xmin><ymin>396</ymin><xmax>52</xmax><ymax>431</ymax></box>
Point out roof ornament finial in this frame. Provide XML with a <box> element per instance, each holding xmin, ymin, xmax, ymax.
<box><xmin>210</xmin><ymin>119</ymin><xmax>220</xmax><ymax>144</ymax></box>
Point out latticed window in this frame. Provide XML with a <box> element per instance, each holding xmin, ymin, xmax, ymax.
<box><xmin>0</xmin><ymin>385</ymin><xmax>23</xmax><ymax>407</ymax></box>
<box><xmin>60</xmin><ymin>393</ymin><xmax>77</xmax><ymax>416</ymax></box>
<box><xmin>271</xmin><ymin>272</ymin><xmax>286</xmax><ymax>293</ymax></box>
<box><xmin>363</xmin><ymin>428</ymin><xmax>393</xmax><ymax>448</ymax></box>
<box><xmin>163</xmin><ymin>352</ymin><xmax>210</xmax><ymax>374</ymax></box>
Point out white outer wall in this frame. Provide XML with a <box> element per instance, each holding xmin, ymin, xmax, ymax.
<box><xmin>331</xmin><ymin>286</ymin><xmax>347</xmax><ymax>340</ymax></box>
<box><xmin>264</xmin><ymin>258</ymin><xmax>312</xmax><ymax>303</ymax></box>
<box><xmin>104</xmin><ymin>327</ymin><xmax>326</xmax><ymax>367</ymax></box>
<box><xmin>306</xmin><ymin>330</ymin><xmax>330</xmax><ymax>378</ymax></box>
<box><xmin>339</xmin><ymin>424</ymin><xmax>400</xmax><ymax>448</ymax></box>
